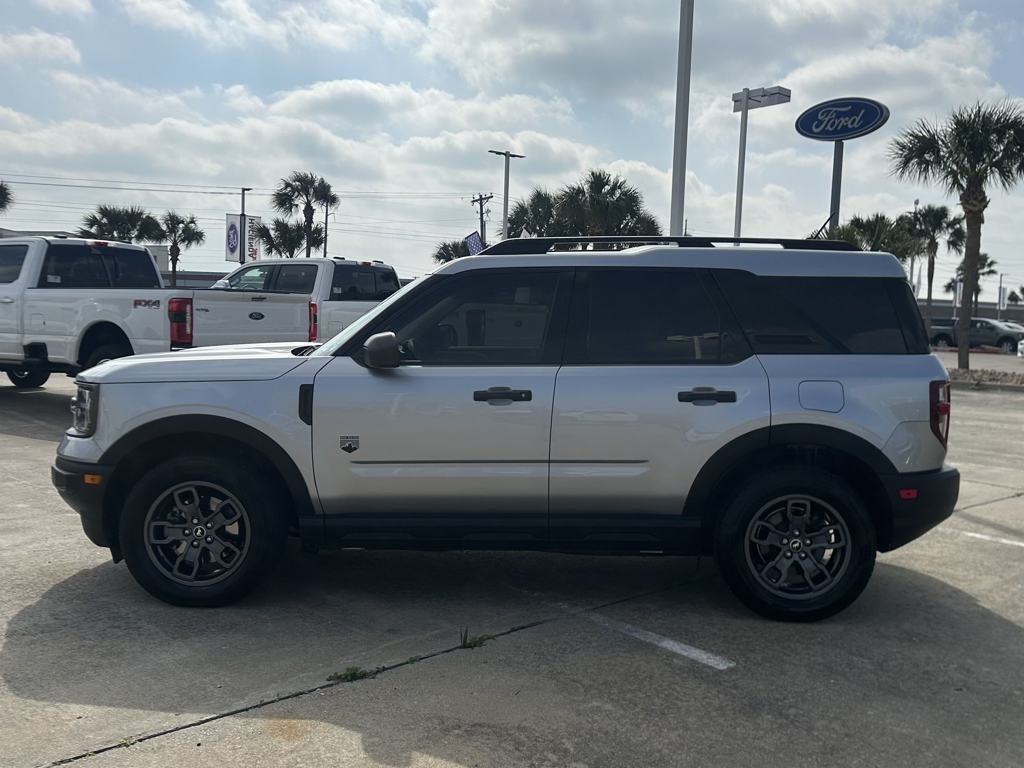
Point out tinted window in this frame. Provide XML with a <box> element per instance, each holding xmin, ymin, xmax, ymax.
<box><xmin>38</xmin><ymin>243</ymin><xmax>111</xmax><ymax>288</ymax></box>
<box><xmin>273</xmin><ymin>263</ymin><xmax>318</xmax><ymax>293</ymax></box>
<box><xmin>714</xmin><ymin>271</ymin><xmax>922</xmax><ymax>354</ymax></box>
<box><xmin>331</xmin><ymin>265</ymin><xmax>400</xmax><ymax>301</ymax></box>
<box><xmin>570</xmin><ymin>269</ymin><xmax>729</xmax><ymax>364</ymax></box>
<box><xmin>103</xmin><ymin>248</ymin><xmax>160</xmax><ymax>288</ymax></box>
<box><xmin>0</xmin><ymin>244</ymin><xmax>27</xmax><ymax>284</ymax></box>
<box><xmin>382</xmin><ymin>270</ymin><xmax>562</xmax><ymax>365</ymax></box>
<box><xmin>224</xmin><ymin>264</ymin><xmax>274</xmax><ymax>290</ymax></box>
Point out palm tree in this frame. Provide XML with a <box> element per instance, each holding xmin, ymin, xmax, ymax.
<box><xmin>433</xmin><ymin>239</ymin><xmax>470</xmax><ymax>264</ymax></box>
<box><xmin>890</xmin><ymin>101</ymin><xmax>1024</xmax><ymax>369</ymax></box>
<box><xmin>0</xmin><ymin>181</ymin><xmax>12</xmax><ymax>214</ymax></box>
<box><xmin>79</xmin><ymin>205</ymin><xmax>164</xmax><ymax>243</ymax></box>
<box><xmin>908</xmin><ymin>205</ymin><xmax>964</xmax><ymax>333</ymax></box>
<box><xmin>160</xmin><ymin>212</ymin><xmax>205</xmax><ymax>287</ymax></box>
<box><xmin>823</xmin><ymin>214</ymin><xmax>916</xmax><ymax>262</ymax></box>
<box><xmin>506</xmin><ymin>189</ymin><xmax>557</xmax><ymax>237</ymax></box>
<box><xmin>255</xmin><ymin>218</ymin><xmax>323</xmax><ymax>259</ymax></box>
<box><xmin>1009</xmin><ymin>289</ymin><xmax>1022</xmax><ymax>305</ymax></box>
<box><xmin>271</xmin><ymin>171</ymin><xmax>335</xmax><ymax>258</ymax></box>
<box><xmin>314</xmin><ymin>177</ymin><xmax>340</xmax><ymax>257</ymax></box>
<box><xmin>944</xmin><ymin>253</ymin><xmax>997</xmax><ymax>316</ymax></box>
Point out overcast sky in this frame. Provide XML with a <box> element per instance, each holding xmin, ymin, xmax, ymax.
<box><xmin>1</xmin><ymin>0</ymin><xmax>1022</xmax><ymax>295</ymax></box>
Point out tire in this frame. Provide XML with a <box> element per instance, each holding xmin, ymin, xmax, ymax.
<box><xmin>932</xmin><ymin>334</ymin><xmax>952</xmax><ymax>349</ymax></box>
<box><xmin>119</xmin><ymin>455</ymin><xmax>288</xmax><ymax>607</ymax></box>
<box><xmin>714</xmin><ymin>468</ymin><xmax>876</xmax><ymax>622</ymax></box>
<box><xmin>6</xmin><ymin>368</ymin><xmax>51</xmax><ymax>388</ymax></box>
<box><xmin>82</xmin><ymin>342</ymin><xmax>132</xmax><ymax>371</ymax></box>
<box><xmin>998</xmin><ymin>337</ymin><xmax>1016</xmax><ymax>355</ymax></box>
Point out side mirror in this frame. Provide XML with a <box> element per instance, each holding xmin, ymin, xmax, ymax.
<box><xmin>363</xmin><ymin>331</ymin><xmax>400</xmax><ymax>369</ymax></box>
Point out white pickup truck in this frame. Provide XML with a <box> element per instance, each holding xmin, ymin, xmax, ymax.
<box><xmin>0</xmin><ymin>237</ymin><xmax>400</xmax><ymax>387</ymax></box>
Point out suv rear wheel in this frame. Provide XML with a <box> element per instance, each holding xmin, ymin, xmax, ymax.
<box><xmin>714</xmin><ymin>468</ymin><xmax>876</xmax><ymax>622</ymax></box>
<box><xmin>119</xmin><ymin>455</ymin><xmax>287</xmax><ymax>606</ymax></box>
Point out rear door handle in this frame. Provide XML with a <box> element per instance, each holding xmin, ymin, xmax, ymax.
<box><xmin>473</xmin><ymin>387</ymin><xmax>532</xmax><ymax>403</ymax></box>
<box><xmin>678</xmin><ymin>388</ymin><xmax>737</xmax><ymax>404</ymax></box>
<box><xmin>0</xmin><ymin>297</ymin><xmax>14</xmax><ymax>304</ymax></box>
<box><xmin>251</xmin><ymin>295</ymin><xmax>267</xmax><ymax>302</ymax></box>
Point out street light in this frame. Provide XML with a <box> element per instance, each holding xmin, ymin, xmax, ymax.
<box><xmin>732</xmin><ymin>85</ymin><xmax>790</xmax><ymax>238</ymax></box>
<box><xmin>488</xmin><ymin>149</ymin><xmax>525</xmax><ymax>239</ymax></box>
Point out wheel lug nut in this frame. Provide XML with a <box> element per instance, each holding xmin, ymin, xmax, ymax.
<box><xmin>793</xmin><ymin>530</ymin><xmax>800</xmax><ymax>536</ymax></box>
<box><xmin>205</xmin><ymin>536</ymin><xmax>213</xmax><ymax>544</ymax></box>
<box><xmin>799</xmin><ymin>553</ymin><xmax>807</xmax><ymax>559</ymax></box>
<box><xmin>782</xmin><ymin>538</ymin><xmax>789</xmax><ymax>545</ymax></box>
<box><xmin>804</xmin><ymin>539</ymin><xmax>811</xmax><ymax>545</ymax></box>
<box><xmin>191</xmin><ymin>518</ymin><xmax>199</xmax><ymax>524</ymax></box>
<box><xmin>191</xmin><ymin>540</ymin><xmax>199</xmax><ymax>548</ymax></box>
<box><xmin>183</xmin><ymin>529</ymin><xmax>191</xmax><ymax>536</ymax></box>
<box><xmin>784</xmin><ymin>552</ymin><xmax>793</xmax><ymax>558</ymax></box>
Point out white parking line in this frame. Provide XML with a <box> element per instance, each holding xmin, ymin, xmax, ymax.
<box><xmin>585</xmin><ymin>612</ymin><xmax>736</xmax><ymax>670</ymax></box>
<box><xmin>947</xmin><ymin>528</ymin><xmax>1024</xmax><ymax>549</ymax></box>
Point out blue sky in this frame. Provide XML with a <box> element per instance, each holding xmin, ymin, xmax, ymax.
<box><xmin>1</xmin><ymin>0</ymin><xmax>1023</xmax><ymax>297</ymax></box>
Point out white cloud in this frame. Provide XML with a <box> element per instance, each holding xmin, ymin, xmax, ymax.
<box><xmin>31</xmin><ymin>0</ymin><xmax>94</xmax><ymax>16</ymax></box>
<box><xmin>47</xmin><ymin>71</ymin><xmax>202</xmax><ymax>122</ymax></box>
<box><xmin>0</xmin><ymin>29</ymin><xmax>81</xmax><ymax>65</ymax></box>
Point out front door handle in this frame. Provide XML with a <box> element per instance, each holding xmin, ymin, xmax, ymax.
<box><xmin>473</xmin><ymin>387</ymin><xmax>532</xmax><ymax>403</ymax></box>
<box><xmin>0</xmin><ymin>297</ymin><xmax>14</xmax><ymax>304</ymax></box>
<box><xmin>250</xmin><ymin>295</ymin><xmax>267</xmax><ymax>302</ymax></box>
<box><xmin>678</xmin><ymin>387</ymin><xmax>737</xmax><ymax>404</ymax></box>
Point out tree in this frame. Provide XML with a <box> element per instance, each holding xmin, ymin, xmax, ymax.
<box><xmin>255</xmin><ymin>218</ymin><xmax>323</xmax><ymax>259</ymax></box>
<box><xmin>890</xmin><ymin>101</ymin><xmax>1024</xmax><ymax>369</ymax></box>
<box><xmin>822</xmin><ymin>213</ymin><xmax>917</xmax><ymax>262</ymax></box>
<box><xmin>1009</xmin><ymin>289</ymin><xmax>1022</xmax><ymax>305</ymax></box>
<box><xmin>944</xmin><ymin>253</ymin><xmax>997</xmax><ymax>316</ymax></box>
<box><xmin>314</xmin><ymin>177</ymin><xmax>340</xmax><ymax>257</ymax></box>
<box><xmin>0</xmin><ymin>181</ymin><xmax>12</xmax><ymax>214</ymax></box>
<box><xmin>504</xmin><ymin>169</ymin><xmax>662</xmax><ymax>240</ymax></box>
<box><xmin>160</xmin><ymin>212</ymin><xmax>205</xmax><ymax>287</ymax></box>
<box><xmin>907</xmin><ymin>205</ymin><xmax>964</xmax><ymax>333</ymax></box>
<box><xmin>271</xmin><ymin>171</ymin><xmax>335</xmax><ymax>258</ymax></box>
<box><xmin>432</xmin><ymin>239</ymin><xmax>470</xmax><ymax>264</ymax></box>
<box><xmin>80</xmin><ymin>204</ymin><xmax>164</xmax><ymax>243</ymax></box>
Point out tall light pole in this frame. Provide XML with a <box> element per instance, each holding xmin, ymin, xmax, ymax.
<box><xmin>489</xmin><ymin>149</ymin><xmax>524</xmax><ymax>239</ymax></box>
<box><xmin>669</xmin><ymin>0</ymin><xmax>695</xmax><ymax>236</ymax></box>
<box><xmin>732</xmin><ymin>86</ymin><xmax>790</xmax><ymax>238</ymax></box>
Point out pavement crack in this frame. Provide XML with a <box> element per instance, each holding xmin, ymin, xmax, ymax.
<box><xmin>955</xmin><ymin>490</ymin><xmax>1024</xmax><ymax>513</ymax></box>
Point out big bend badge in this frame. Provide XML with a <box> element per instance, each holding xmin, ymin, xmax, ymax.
<box><xmin>339</xmin><ymin>436</ymin><xmax>360</xmax><ymax>454</ymax></box>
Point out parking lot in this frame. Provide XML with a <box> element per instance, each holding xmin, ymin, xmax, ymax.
<box><xmin>1</xmin><ymin>374</ymin><xmax>1022</xmax><ymax>768</ymax></box>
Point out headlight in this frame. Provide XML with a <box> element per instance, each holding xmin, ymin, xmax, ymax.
<box><xmin>69</xmin><ymin>382</ymin><xmax>99</xmax><ymax>437</ymax></box>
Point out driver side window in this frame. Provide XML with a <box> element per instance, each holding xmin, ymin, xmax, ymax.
<box><xmin>381</xmin><ymin>270</ymin><xmax>563</xmax><ymax>366</ymax></box>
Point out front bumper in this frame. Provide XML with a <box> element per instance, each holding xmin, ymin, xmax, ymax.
<box><xmin>878</xmin><ymin>465</ymin><xmax>960</xmax><ymax>551</ymax></box>
<box><xmin>51</xmin><ymin>456</ymin><xmax>114</xmax><ymax>549</ymax></box>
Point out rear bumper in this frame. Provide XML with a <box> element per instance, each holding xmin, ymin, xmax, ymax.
<box><xmin>878</xmin><ymin>465</ymin><xmax>960</xmax><ymax>551</ymax></box>
<box><xmin>51</xmin><ymin>457</ymin><xmax>114</xmax><ymax>549</ymax></box>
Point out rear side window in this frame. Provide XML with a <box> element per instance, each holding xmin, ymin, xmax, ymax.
<box><xmin>273</xmin><ymin>263</ymin><xmax>318</xmax><ymax>293</ymax></box>
<box><xmin>37</xmin><ymin>243</ymin><xmax>111</xmax><ymax>288</ymax></box>
<box><xmin>568</xmin><ymin>268</ymin><xmax>745</xmax><ymax>365</ymax></box>
<box><xmin>331</xmin><ymin>265</ymin><xmax>399</xmax><ymax>301</ymax></box>
<box><xmin>102</xmin><ymin>248</ymin><xmax>160</xmax><ymax>288</ymax></box>
<box><xmin>0</xmin><ymin>244</ymin><xmax>28</xmax><ymax>284</ymax></box>
<box><xmin>713</xmin><ymin>271</ymin><xmax>927</xmax><ymax>354</ymax></box>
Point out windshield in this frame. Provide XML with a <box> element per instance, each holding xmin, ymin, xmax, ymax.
<box><xmin>313</xmin><ymin>275</ymin><xmax>431</xmax><ymax>356</ymax></box>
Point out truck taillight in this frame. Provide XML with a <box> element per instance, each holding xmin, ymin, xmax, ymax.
<box><xmin>930</xmin><ymin>380</ymin><xmax>951</xmax><ymax>447</ymax></box>
<box><xmin>308</xmin><ymin>301</ymin><xmax>318</xmax><ymax>342</ymax></box>
<box><xmin>168</xmin><ymin>297</ymin><xmax>193</xmax><ymax>347</ymax></box>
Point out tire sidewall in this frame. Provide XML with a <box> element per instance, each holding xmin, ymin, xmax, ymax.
<box><xmin>119</xmin><ymin>455</ymin><xmax>286</xmax><ymax>606</ymax></box>
<box><xmin>6</xmin><ymin>368</ymin><xmax>50</xmax><ymax>388</ymax></box>
<box><xmin>83</xmin><ymin>343</ymin><xmax>131</xmax><ymax>371</ymax></box>
<box><xmin>714</xmin><ymin>468</ymin><xmax>877</xmax><ymax>622</ymax></box>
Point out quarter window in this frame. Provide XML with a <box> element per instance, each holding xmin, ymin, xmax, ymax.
<box><xmin>102</xmin><ymin>248</ymin><xmax>160</xmax><ymax>288</ymax></box>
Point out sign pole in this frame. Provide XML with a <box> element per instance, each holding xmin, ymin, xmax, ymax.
<box><xmin>669</xmin><ymin>0</ymin><xmax>695</xmax><ymax>236</ymax></box>
<box><xmin>733</xmin><ymin>88</ymin><xmax>750</xmax><ymax>239</ymax></box>
<box><xmin>828</xmin><ymin>140</ymin><xmax>844</xmax><ymax>232</ymax></box>
<box><xmin>239</xmin><ymin>187</ymin><xmax>247</xmax><ymax>264</ymax></box>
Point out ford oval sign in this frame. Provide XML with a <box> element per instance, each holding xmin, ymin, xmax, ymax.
<box><xmin>795</xmin><ymin>97</ymin><xmax>890</xmax><ymax>141</ymax></box>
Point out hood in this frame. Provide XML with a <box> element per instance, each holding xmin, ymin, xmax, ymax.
<box><xmin>79</xmin><ymin>342</ymin><xmax>319</xmax><ymax>384</ymax></box>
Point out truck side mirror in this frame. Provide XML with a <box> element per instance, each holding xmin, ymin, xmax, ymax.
<box><xmin>363</xmin><ymin>332</ymin><xmax>400</xmax><ymax>369</ymax></box>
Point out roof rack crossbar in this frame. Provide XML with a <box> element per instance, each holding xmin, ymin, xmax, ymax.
<box><xmin>478</xmin><ymin>236</ymin><xmax>859</xmax><ymax>255</ymax></box>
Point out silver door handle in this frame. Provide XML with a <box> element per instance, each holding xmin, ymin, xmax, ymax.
<box><xmin>0</xmin><ymin>297</ymin><xmax>14</xmax><ymax>304</ymax></box>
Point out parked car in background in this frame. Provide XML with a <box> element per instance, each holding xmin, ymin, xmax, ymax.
<box><xmin>52</xmin><ymin>235</ymin><xmax>958</xmax><ymax>622</ymax></box>
<box><xmin>0</xmin><ymin>239</ymin><xmax>400</xmax><ymax>388</ymax></box>
<box><xmin>929</xmin><ymin>317</ymin><xmax>1024</xmax><ymax>354</ymax></box>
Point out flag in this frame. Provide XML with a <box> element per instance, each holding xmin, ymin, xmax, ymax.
<box><xmin>464</xmin><ymin>231</ymin><xmax>484</xmax><ymax>255</ymax></box>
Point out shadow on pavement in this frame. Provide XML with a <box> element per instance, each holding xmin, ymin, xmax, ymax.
<box><xmin>0</xmin><ymin>384</ymin><xmax>72</xmax><ymax>442</ymax></box>
<box><xmin>3</xmin><ymin>549</ymin><xmax>1024</xmax><ymax>766</ymax></box>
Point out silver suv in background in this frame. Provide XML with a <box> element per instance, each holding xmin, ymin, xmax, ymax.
<box><xmin>52</xmin><ymin>236</ymin><xmax>959</xmax><ymax>621</ymax></box>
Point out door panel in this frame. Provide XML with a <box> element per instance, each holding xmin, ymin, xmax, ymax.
<box><xmin>0</xmin><ymin>244</ymin><xmax>28</xmax><ymax>360</ymax></box>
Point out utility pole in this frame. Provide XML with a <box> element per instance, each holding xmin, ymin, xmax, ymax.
<box><xmin>488</xmin><ymin>150</ymin><xmax>524</xmax><ymax>239</ymax></box>
<box><xmin>998</xmin><ymin>273</ymin><xmax>1004</xmax><ymax>320</ymax></box>
<box><xmin>669</xmin><ymin>0</ymin><xmax>695</xmax><ymax>236</ymax></box>
<box><xmin>471</xmin><ymin>193</ymin><xmax>493</xmax><ymax>246</ymax></box>
<box><xmin>323</xmin><ymin>204</ymin><xmax>333</xmax><ymax>258</ymax></box>
<box><xmin>240</xmin><ymin>186</ymin><xmax>252</xmax><ymax>264</ymax></box>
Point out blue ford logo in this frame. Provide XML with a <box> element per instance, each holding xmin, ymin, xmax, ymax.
<box><xmin>249</xmin><ymin>312</ymin><xmax>264</xmax><ymax>320</ymax></box>
<box><xmin>227</xmin><ymin>223</ymin><xmax>239</xmax><ymax>254</ymax></box>
<box><xmin>795</xmin><ymin>97</ymin><xmax>890</xmax><ymax>141</ymax></box>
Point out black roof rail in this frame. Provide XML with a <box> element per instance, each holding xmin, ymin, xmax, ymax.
<box><xmin>478</xmin><ymin>236</ymin><xmax>860</xmax><ymax>255</ymax></box>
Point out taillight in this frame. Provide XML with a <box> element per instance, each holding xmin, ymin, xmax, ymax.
<box><xmin>308</xmin><ymin>301</ymin><xmax>318</xmax><ymax>342</ymax></box>
<box><xmin>168</xmin><ymin>297</ymin><xmax>193</xmax><ymax>347</ymax></box>
<box><xmin>930</xmin><ymin>380</ymin><xmax>951</xmax><ymax>447</ymax></box>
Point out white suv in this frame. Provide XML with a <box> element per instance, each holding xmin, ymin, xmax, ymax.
<box><xmin>51</xmin><ymin>236</ymin><xmax>960</xmax><ymax>621</ymax></box>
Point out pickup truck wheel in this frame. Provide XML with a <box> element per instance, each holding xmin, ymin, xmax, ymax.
<box><xmin>119</xmin><ymin>456</ymin><xmax>287</xmax><ymax>607</ymax></box>
<box><xmin>932</xmin><ymin>334</ymin><xmax>952</xmax><ymax>349</ymax></box>
<box><xmin>82</xmin><ymin>343</ymin><xmax>132</xmax><ymax>370</ymax></box>
<box><xmin>6</xmin><ymin>368</ymin><xmax>50</xmax><ymax>388</ymax></box>
<box><xmin>714</xmin><ymin>468</ymin><xmax>876</xmax><ymax>622</ymax></box>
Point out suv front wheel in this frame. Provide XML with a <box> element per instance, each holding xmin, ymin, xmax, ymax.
<box><xmin>714</xmin><ymin>468</ymin><xmax>876</xmax><ymax>622</ymax></box>
<box><xmin>119</xmin><ymin>456</ymin><xmax>287</xmax><ymax>606</ymax></box>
